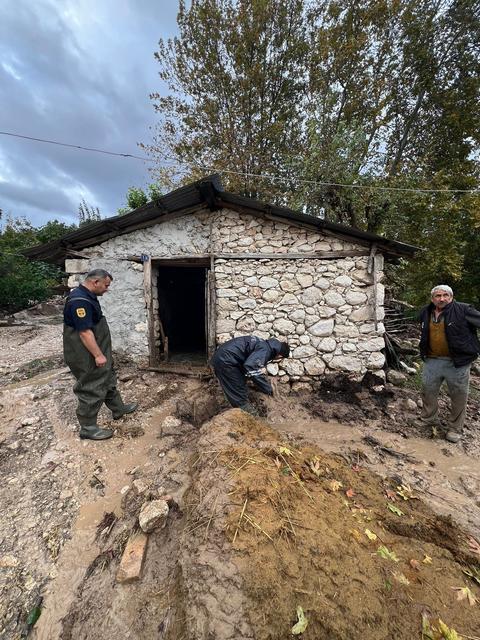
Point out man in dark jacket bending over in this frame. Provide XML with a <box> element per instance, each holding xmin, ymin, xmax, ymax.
<box><xmin>211</xmin><ymin>335</ymin><xmax>290</xmax><ymax>415</ymax></box>
<box><xmin>418</xmin><ymin>285</ymin><xmax>480</xmax><ymax>443</ymax></box>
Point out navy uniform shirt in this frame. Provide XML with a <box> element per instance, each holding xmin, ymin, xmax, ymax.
<box><xmin>63</xmin><ymin>284</ymin><xmax>103</xmax><ymax>331</ymax></box>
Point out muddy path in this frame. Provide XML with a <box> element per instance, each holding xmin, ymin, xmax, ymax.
<box><xmin>0</xmin><ymin>323</ymin><xmax>479</xmax><ymax>639</ymax></box>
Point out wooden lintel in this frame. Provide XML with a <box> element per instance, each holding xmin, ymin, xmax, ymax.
<box><xmin>214</xmin><ymin>250</ymin><xmax>370</xmax><ymax>260</ymax></box>
<box><xmin>145</xmin><ymin>366</ymin><xmax>211</xmax><ymax>378</ymax></box>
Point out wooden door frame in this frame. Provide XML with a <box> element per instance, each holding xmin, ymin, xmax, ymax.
<box><xmin>144</xmin><ymin>256</ymin><xmax>214</xmax><ymax>366</ymax></box>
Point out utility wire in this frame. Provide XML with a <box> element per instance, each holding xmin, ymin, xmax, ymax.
<box><xmin>0</xmin><ymin>130</ymin><xmax>155</xmax><ymax>162</ymax></box>
<box><xmin>1</xmin><ymin>129</ymin><xmax>478</xmax><ymax>195</ymax></box>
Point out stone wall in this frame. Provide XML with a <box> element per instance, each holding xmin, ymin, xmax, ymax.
<box><xmin>211</xmin><ymin>210</ymin><xmax>385</xmax><ymax>381</ymax></box>
<box><xmin>214</xmin><ymin>257</ymin><xmax>385</xmax><ymax>382</ymax></box>
<box><xmin>64</xmin><ymin>212</ymin><xmax>211</xmax><ymax>359</ymax></box>
<box><xmin>63</xmin><ymin>208</ymin><xmax>386</xmax><ymax>377</ymax></box>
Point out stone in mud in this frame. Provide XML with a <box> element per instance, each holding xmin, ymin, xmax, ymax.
<box><xmin>386</xmin><ymin>369</ymin><xmax>407</xmax><ymax>385</ymax></box>
<box><xmin>116</xmin><ymin>532</ymin><xmax>148</xmax><ymax>583</ymax></box>
<box><xmin>139</xmin><ymin>500</ymin><xmax>169</xmax><ymax>533</ymax></box>
<box><xmin>162</xmin><ymin>415</ymin><xmax>182</xmax><ymax>430</ymax></box>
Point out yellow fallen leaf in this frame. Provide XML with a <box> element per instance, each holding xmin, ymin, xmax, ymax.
<box><xmin>365</xmin><ymin>529</ymin><xmax>377</xmax><ymax>541</ymax></box>
<box><xmin>279</xmin><ymin>446</ymin><xmax>294</xmax><ymax>457</ymax></box>
<box><xmin>329</xmin><ymin>480</ymin><xmax>343</xmax><ymax>492</ymax></box>
<box><xmin>309</xmin><ymin>459</ymin><xmax>322</xmax><ymax>477</ymax></box>
<box><xmin>423</xmin><ymin>555</ymin><xmax>433</xmax><ymax>564</ymax></box>
<box><xmin>291</xmin><ymin>606</ymin><xmax>308</xmax><ymax>635</ymax></box>
<box><xmin>438</xmin><ymin>618</ymin><xmax>461</xmax><ymax>639</ymax></box>
<box><xmin>350</xmin><ymin>529</ymin><xmax>362</xmax><ymax>542</ymax></box>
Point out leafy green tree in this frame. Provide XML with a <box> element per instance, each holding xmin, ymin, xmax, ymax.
<box><xmin>147</xmin><ymin>0</ymin><xmax>310</xmax><ymax>199</ymax></box>
<box><xmin>147</xmin><ymin>0</ymin><xmax>479</xmax><ymax>306</ymax></box>
<box><xmin>117</xmin><ymin>184</ymin><xmax>164</xmax><ymax>215</ymax></box>
<box><xmin>0</xmin><ymin>216</ymin><xmax>75</xmax><ymax>313</ymax></box>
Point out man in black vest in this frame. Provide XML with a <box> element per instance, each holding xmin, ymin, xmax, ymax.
<box><xmin>418</xmin><ymin>285</ymin><xmax>480</xmax><ymax>443</ymax></box>
<box><xmin>211</xmin><ymin>335</ymin><xmax>290</xmax><ymax>415</ymax></box>
<box><xmin>63</xmin><ymin>269</ymin><xmax>137</xmax><ymax>440</ymax></box>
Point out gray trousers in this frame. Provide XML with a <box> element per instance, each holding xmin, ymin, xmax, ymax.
<box><xmin>421</xmin><ymin>357</ymin><xmax>470</xmax><ymax>433</ymax></box>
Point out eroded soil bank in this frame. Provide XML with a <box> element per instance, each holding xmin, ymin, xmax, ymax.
<box><xmin>0</xmin><ymin>322</ymin><xmax>479</xmax><ymax>639</ymax></box>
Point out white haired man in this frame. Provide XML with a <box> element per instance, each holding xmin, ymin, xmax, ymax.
<box><xmin>418</xmin><ymin>285</ymin><xmax>480</xmax><ymax>443</ymax></box>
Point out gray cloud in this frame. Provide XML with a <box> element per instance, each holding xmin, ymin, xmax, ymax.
<box><xmin>0</xmin><ymin>0</ymin><xmax>179</xmax><ymax>227</ymax></box>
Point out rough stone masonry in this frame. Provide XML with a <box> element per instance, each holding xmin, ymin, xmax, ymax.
<box><xmin>64</xmin><ymin>208</ymin><xmax>385</xmax><ymax>384</ymax></box>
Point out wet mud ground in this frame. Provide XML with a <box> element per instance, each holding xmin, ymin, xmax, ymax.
<box><xmin>0</xmin><ymin>323</ymin><xmax>479</xmax><ymax>639</ymax></box>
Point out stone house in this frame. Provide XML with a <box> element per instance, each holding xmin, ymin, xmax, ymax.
<box><xmin>25</xmin><ymin>176</ymin><xmax>416</xmax><ymax>384</ymax></box>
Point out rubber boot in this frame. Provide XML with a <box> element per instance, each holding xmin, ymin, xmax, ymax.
<box><xmin>79</xmin><ymin>425</ymin><xmax>114</xmax><ymax>440</ymax></box>
<box><xmin>112</xmin><ymin>402</ymin><xmax>138</xmax><ymax>420</ymax></box>
<box><xmin>445</xmin><ymin>430</ymin><xmax>462</xmax><ymax>444</ymax></box>
<box><xmin>239</xmin><ymin>403</ymin><xmax>259</xmax><ymax>417</ymax></box>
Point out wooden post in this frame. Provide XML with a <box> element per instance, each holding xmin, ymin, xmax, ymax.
<box><xmin>143</xmin><ymin>256</ymin><xmax>157</xmax><ymax>367</ymax></box>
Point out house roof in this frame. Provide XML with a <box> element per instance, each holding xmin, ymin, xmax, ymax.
<box><xmin>23</xmin><ymin>175</ymin><xmax>418</xmax><ymax>263</ymax></box>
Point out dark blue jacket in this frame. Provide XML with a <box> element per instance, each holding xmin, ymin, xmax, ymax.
<box><xmin>419</xmin><ymin>301</ymin><xmax>480</xmax><ymax>367</ymax></box>
<box><xmin>63</xmin><ymin>284</ymin><xmax>103</xmax><ymax>331</ymax></box>
<box><xmin>211</xmin><ymin>336</ymin><xmax>285</xmax><ymax>395</ymax></box>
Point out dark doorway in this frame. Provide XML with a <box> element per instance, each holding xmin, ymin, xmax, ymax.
<box><xmin>156</xmin><ymin>265</ymin><xmax>208</xmax><ymax>363</ymax></box>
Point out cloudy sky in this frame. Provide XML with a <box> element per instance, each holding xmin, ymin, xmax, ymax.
<box><xmin>0</xmin><ymin>0</ymin><xmax>180</xmax><ymax>227</ymax></box>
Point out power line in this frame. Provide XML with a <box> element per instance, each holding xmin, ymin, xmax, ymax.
<box><xmin>1</xmin><ymin>129</ymin><xmax>478</xmax><ymax>195</ymax></box>
<box><xmin>192</xmin><ymin>161</ymin><xmax>479</xmax><ymax>194</ymax></box>
<box><xmin>0</xmin><ymin>130</ymin><xmax>155</xmax><ymax>162</ymax></box>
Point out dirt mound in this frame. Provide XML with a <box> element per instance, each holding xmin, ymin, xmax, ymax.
<box><xmin>176</xmin><ymin>410</ymin><xmax>480</xmax><ymax>639</ymax></box>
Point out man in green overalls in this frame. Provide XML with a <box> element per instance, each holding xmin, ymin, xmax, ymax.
<box><xmin>63</xmin><ymin>269</ymin><xmax>137</xmax><ymax>440</ymax></box>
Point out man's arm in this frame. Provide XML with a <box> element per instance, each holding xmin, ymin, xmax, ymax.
<box><xmin>466</xmin><ymin>306</ymin><xmax>480</xmax><ymax>328</ymax></box>
<box><xmin>79</xmin><ymin>329</ymin><xmax>107</xmax><ymax>367</ymax></box>
<box><xmin>243</xmin><ymin>342</ymin><xmax>273</xmax><ymax>396</ymax></box>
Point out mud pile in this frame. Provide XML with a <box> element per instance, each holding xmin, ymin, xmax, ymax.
<box><xmin>60</xmin><ymin>409</ymin><xmax>480</xmax><ymax>640</ymax></box>
<box><xmin>173</xmin><ymin>410</ymin><xmax>480</xmax><ymax>639</ymax></box>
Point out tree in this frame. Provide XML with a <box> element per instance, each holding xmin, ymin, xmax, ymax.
<box><xmin>147</xmin><ymin>0</ymin><xmax>479</xmax><ymax>306</ymax></box>
<box><xmin>147</xmin><ymin>0</ymin><xmax>310</xmax><ymax>199</ymax></box>
<box><xmin>117</xmin><ymin>184</ymin><xmax>164</xmax><ymax>215</ymax></box>
<box><xmin>0</xmin><ymin>216</ymin><xmax>76</xmax><ymax>313</ymax></box>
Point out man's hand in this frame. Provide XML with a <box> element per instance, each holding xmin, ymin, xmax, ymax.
<box><xmin>95</xmin><ymin>354</ymin><xmax>107</xmax><ymax>367</ymax></box>
<box><xmin>270</xmin><ymin>378</ymin><xmax>281</xmax><ymax>400</ymax></box>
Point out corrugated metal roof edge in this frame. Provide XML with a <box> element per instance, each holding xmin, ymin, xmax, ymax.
<box><xmin>23</xmin><ymin>174</ymin><xmax>418</xmax><ymax>262</ymax></box>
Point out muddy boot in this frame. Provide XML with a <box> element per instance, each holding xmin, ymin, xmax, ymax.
<box><xmin>445</xmin><ymin>430</ymin><xmax>462</xmax><ymax>444</ymax></box>
<box><xmin>112</xmin><ymin>402</ymin><xmax>138</xmax><ymax>420</ymax></box>
<box><xmin>79</xmin><ymin>425</ymin><xmax>114</xmax><ymax>440</ymax></box>
<box><xmin>239</xmin><ymin>403</ymin><xmax>259</xmax><ymax>417</ymax></box>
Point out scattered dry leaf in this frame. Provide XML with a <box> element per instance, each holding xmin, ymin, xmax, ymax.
<box><xmin>291</xmin><ymin>606</ymin><xmax>308</xmax><ymax>635</ymax></box>
<box><xmin>350</xmin><ymin>529</ymin><xmax>362</xmax><ymax>543</ymax></box>
<box><xmin>377</xmin><ymin>545</ymin><xmax>399</xmax><ymax>562</ymax></box>
<box><xmin>329</xmin><ymin>480</ymin><xmax>343</xmax><ymax>492</ymax></box>
<box><xmin>365</xmin><ymin>529</ymin><xmax>377</xmax><ymax>542</ymax></box>
<box><xmin>279</xmin><ymin>446</ymin><xmax>294</xmax><ymax>457</ymax></box>
<box><xmin>423</xmin><ymin>555</ymin><xmax>433</xmax><ymax>564</ymax></box>
<box><xmin>392</xmin><ymin>571</ymin><xmax>410</xmax><ymax>586</ymax></box>
<box><xmin>387</xmin><ymin>503</ymin><xmax>404</xmax><ymax>516</ymax></box>
<box><xmin>467</xmin><ymin>536</ymin><xmax>480</xmax><ymax>556</ymax></box>
<box><xmin>385</xmin><ymin>489</ymin><xmax>397</xmax><ymax>501</ymax></box>
<box><xmin>309</xmin><ymin>458</ymin><xmax>322</xmax><ymax>477</ymax></box>
<box><xmin>452</xmin><ymin>585</ymin><xmax>477</xmax><ymax>606</ymax></box>
<box><xmin>410</xmin><ymin>559</ymin><xmax>421</xmax><ymax>571</ymax></box>
<box><xmin>396</xmin><ymin>484</ymin><xmax>417</xmax><ymax>500</ymax></box>
<box><xmin>345</xmin><ymin>488</ymin><xmax>355</xmax><ymax>499</ymax></box>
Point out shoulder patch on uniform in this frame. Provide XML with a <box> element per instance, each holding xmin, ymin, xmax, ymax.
<box><xmin>76</xmin><ymin>308</ymin><xmax>86</xmax><ymax>318</ymax></box>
